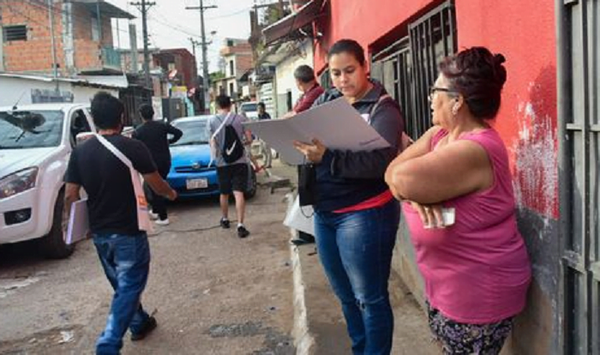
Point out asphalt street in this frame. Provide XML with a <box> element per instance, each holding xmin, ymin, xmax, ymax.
<box><xmin>0</xmin><ymin>172</ymin><xmax>296</xmax><ymax>355</ymax></box>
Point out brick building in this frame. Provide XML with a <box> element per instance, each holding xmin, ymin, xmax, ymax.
<box><xmin>152</xmin><ymin>48</ymin><xmax>197</xmax><ymax>91</ymax></box>
<box><xmin>0</xmin><ymin>0</ymin><xmax>133</xmax><ymax>75</ymax></box>
<box><xmin>213</xmin><ymin>38</ymin><xmax>254</xmax><ymax>100</ymax></box>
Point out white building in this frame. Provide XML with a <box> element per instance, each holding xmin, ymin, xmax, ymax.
<box><xmin>0</xmin><ymin>73</ymin><xmax>126</xmax><ymax>106</ymax></box>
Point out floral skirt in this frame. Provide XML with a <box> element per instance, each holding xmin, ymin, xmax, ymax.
<box><xmin>427</xmin><ymin>302</ymin><xmax>513</xmax><ymax>355</ymax></box>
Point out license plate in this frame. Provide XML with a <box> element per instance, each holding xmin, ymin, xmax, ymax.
<box><xmin>186</xmin><ymin>178</ymin><xmax>208</xmax><ymax>190</ymax></box>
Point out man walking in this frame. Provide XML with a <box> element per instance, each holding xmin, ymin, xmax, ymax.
<box><xmin>208</xmin><ymin>95</ymin><xmax>253</xmax><ymax>238</ymax></box>
<box><xmin>133</xmin><ymin>103</ymin><xmax>183</xmax><ymax>225</ymax></box>
<box><xmin>64</xmin><ymin>92</ymin><xmax>177</xmax><ymax>354</ymax></box>
<box><xmin>288</xmin><ymin>65</ymin><xmax>324</xmax><ymax>245</ymax></box>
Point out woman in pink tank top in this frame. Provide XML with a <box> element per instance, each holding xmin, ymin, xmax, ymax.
<box><xmin>384</xmin><ymin>47</ymin><xmax>531</xmax><ymax>355</ymax></box>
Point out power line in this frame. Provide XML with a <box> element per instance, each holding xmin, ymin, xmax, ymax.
<box><xmin>148</xmin><ymin>13</ymin><xmax>201</xmax><ymax>38</ymax></box>
<box><xmin>186</xmin><ymin>0</ymin><xmax>217</xmax><ymax>113</ymax></box>
<box><xmin>208</xmin><ymin>7</ymin><xmax>252</xmax><ymax>19</ymax></box>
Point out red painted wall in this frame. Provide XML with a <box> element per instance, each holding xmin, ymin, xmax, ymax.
<box><xmin>456</xmin><ymin>1</ymin><xmax>558</xmax><ymax>218</ymax></box>
<box><xmin>314</xmin><ymin>0</ymin><xmax>558</xmax><ymax>218</ymax></box>
<box><xmin>314</xmin><ymin>0</ymin><xmax>434</xmax><ymax>71</ymax></box>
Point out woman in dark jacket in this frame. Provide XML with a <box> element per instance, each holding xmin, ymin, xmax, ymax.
<box><xmin>294</xmin><ymin>39</ymin><xmax>404</xmax><ymax>355</ymax></box>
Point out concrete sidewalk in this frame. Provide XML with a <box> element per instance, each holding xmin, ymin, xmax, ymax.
<box><xmin>261</xmin><ymin>159</ymin><xmax>439</xmax><ymax>354</ymax></box>
<box><xmin>290</xmin><ymin>238</ymin><xmax>440</xmax><ymax>355</ymax></box>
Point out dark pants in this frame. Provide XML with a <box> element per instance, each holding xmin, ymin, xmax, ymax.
<box><xmin>93</xmin><ymin>232</ymin><xmax>151</xmax><ymax>354</ymax></box>
<box><xmin>297</xmin><ymin>165</ymin><xmax>314</xmax><ymax>240</ymax></box>
<box><xmin>146</xmin><ymin>164</ymin><xmax>170</xmax><ymax>220</ymax></box>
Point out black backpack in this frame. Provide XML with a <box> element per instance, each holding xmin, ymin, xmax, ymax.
<box><xmin>218</xmin><ymin>114</ymin><xmax>244</xmax><ymax>163</ymax></box>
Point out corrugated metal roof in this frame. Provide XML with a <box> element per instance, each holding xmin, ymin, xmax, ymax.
<box><xmin>0</xmin><ymin>73</ymin><xmax>129</xmax><ymax>89</ymax></box>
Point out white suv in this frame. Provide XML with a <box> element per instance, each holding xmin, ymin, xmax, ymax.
<box><xmin>0</xmin><ymin>103</ymin><xmax>96</xmax><ymax>258</ymax></box>
<box><xmin>239</xmin><ymin>101</ymin><xmax>258</xmax><ymax>121</ymax></box>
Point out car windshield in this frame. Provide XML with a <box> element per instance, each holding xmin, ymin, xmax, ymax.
<box><xmin>240</xmin><ymin>103</ymin><xmax>257</xmax><ymax>112</ymax></box>
<box><xmin>0</xmin><ymin>110</ymin><xmax>64</xmax><ymax>149</ymax></box>
<box><xmin>170</xmin><ymin>119</ymin><xmax>210</xmax><ymax>146</ymax></box>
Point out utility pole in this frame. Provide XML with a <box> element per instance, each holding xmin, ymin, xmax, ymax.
<box><xmin>130</xmin><ymin>0</ymin><xmax>155</xmax><ymax>89</ymax></box>
<box><xmin>129</xmin><ymin>24</ymin><xmax>139</xmax><ymax>74</ymax></box>
<box><xmin>189</xmin><ymin>37</ymin><xmax>201</xmax><ymax>61</ymax></box>
<box><xmin>48</xmin><ymin>0</ymin><xmax>59</xmax><ymax>91</ymax></box>
<box><xmin>186</xmin><ymin>0</ymin><xmax>216</xmax><ymax>113</ymax></box>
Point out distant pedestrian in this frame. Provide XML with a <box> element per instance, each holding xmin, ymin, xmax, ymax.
<box><xmin>64</xmin><ymin>92</ymin><xmax>177</xmax><ymax>354</ymax></box>
<box><xmin>252</xmin><ymin>102</ymin><xmax>272</xmax><ymax>171</ymax></box>
<box><xmin>292</xmin><ymin>64</ymin><xmax>325</xmax><ymax>114</ymax></box>
<box><xmin>288</xmin><ymin>64</ymin><xmax>325</xmax><ymax>246</ymax></box>
<box><xmin>257</xmin><ymin>102</ymin><xmax>271</xmax><ymax>120</ymax></box>
<box><xmin>133</xmin><ymin>104</ymin><xmax>183</xmax><ymax>225</ymax></box>
<box><xmin>293</xmin><ymin>39</ymin><xmax>404</xmax><ymax>354</ymax></box>
<box><xmin>208</xmin><ymin>94</ymin><xmax>253</xmax><ymax>238</ymax></box>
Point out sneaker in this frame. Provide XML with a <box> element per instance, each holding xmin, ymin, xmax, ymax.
<box><xmin>131</xmin><ymin>316</ymin><xmax>157</xmax><ymax>341</ymax></box>
<box><xmin>155</xmin><ymin>218</ymin><xmax>170</xmax><ymax>226</ymax></box>
<box><xmin>149</xmin><ymin>212</ymin><xmax>159</xmax><ymax>220</ymax></box>
<box><xmin>237</xmin><ymin>225</ymin><xmax>250</xmax><ymax>238</ymax></box>
<box><xmin>220</xmin><ymin>218</ymin><xmax>230</xmax><ymax>229</ymax></box>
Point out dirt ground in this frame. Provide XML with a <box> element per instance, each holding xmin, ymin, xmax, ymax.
<box><xmin>0</xmin><ymin>167</ymin><xmax>297</xmax><ymax>355</ymax></box>
<box><xmin>0</xmin><ymin>159</ymin><xmax>444</xmax><ymax>355</ymax></box>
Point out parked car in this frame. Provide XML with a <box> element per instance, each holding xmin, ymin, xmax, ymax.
<box><xmin>0</xmin><ymin>103</ymin><xmax>96</xmax><ymax>258</ymax></box>
<box><xmin>167</xmin><ymin>115</ymin><xmax>256</xmax><ymax>199</ymax></box>
<box><xmin>239</xmin><ymin>101</ymin><xmax>258</xmax><ymax>121</ymax></box>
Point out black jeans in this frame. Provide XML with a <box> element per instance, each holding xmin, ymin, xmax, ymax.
<box><xmin>146</xmin><ymin>164</ymin><xmax>170</xmax><ymax>220</ymax></box>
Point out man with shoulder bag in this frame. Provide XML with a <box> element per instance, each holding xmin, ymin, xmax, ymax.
<box><xmin>207</xmin><ymin>95</ymin><xmax>253</xmax><ymax>238</ymax></box>
<box><xmin>64</xmin><ymin>92</ymin><xmax>177</xmax><ymax>354</ymax></box>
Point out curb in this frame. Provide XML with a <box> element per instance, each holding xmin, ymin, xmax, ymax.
<box><xmin>285</xmin><ymin>193</ymin><xmax>315</xmax><ymax>355</ymax></box>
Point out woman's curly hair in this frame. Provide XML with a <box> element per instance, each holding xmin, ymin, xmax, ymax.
<box><xmin>439</xmin><ymin>47</ymin><xmax>507</xmax><ymax>120</ymax></box>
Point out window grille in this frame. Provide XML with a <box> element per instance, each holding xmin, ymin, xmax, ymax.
<box><xmin>558</xmin><ymin>0</ymin><xmax>600</xmax><ymax>353</ymax></box>
<box><xmin>3</xmin><ymin>25</ymin><xmax>27</xmax><ymax>42</ymax></box>
<box><xmin>371</xmin><ymin>1</ymin><xmax>457</xmax><ymax>139</ymax></box>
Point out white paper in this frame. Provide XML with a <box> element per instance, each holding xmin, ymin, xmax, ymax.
<box><xmin>243</xmin><ymin>97</ymin><xmax>391</xmax><ymax>165</ymax></box>
<box><xmin>442</xmin><ymin>207</ymin><xmax>456</xmax><ymax>226</ymax></box>
<box><xmin>66</xmin><ymin>198</ymin><xmax>89</xmax><ymax>245</ymax></box>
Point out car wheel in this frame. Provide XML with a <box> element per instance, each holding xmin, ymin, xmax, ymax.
<box><xmin>245</xmin><ymin>165</ymin><xmax>257</xmax><ymax>199</ymax></box>
<box><xmin>38</xmin><ymin>190</ymin><xmax>75</xmax><ymax>259</ymax></box>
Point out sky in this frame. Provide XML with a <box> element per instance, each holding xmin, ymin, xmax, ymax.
<box><xmin>108</xmin><ymin>0</ymin><xmax>256</xmax><ymax>73</ymax></box>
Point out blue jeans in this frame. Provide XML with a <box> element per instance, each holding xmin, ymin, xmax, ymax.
<box><xmin>315</xmin><ymin>199</ymin><xmax>400</xmax><ymax>355</ymax></box>
<box><xmin>93</xmin><ymin>232</ymin><xmax>151</xmax><ymax>355</ymax></box>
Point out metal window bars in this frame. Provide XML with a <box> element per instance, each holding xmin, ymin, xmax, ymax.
<box><xmin>558</xmin><ymin>0</ymin><xmax>600</xmax><ymax>353</ymax></box>
<box><xmin>371</xmin><ymin>1</ymin><xmax>457</xmax><ymax>140</ymax></box>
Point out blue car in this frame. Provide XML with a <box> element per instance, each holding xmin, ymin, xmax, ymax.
<box><xmin>167</xmin><ymin>115</ymin><xmax>256</xmax><ymax>199</ymax></box>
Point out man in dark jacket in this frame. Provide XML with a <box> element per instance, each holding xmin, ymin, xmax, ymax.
<box><xmin>132</xmin><ymin>104</ymin><xmax>183</xmax><ymax>225</ymax></box>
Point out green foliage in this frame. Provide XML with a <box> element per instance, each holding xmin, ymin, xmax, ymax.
<box><xmin>210</xmin><ymin>71</ymin><xmax>225</xmax><ymax>81</ymax></box>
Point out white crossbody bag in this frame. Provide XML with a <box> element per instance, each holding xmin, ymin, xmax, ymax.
<box><xmin>95</xmin><ymin>134</ymin><xmax>153</xmax><ymax>233</ymax></box>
